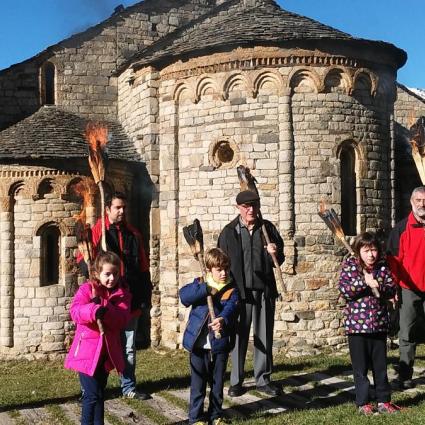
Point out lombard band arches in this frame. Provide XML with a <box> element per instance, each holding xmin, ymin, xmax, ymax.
<box><xmin>324</xmin><ymin>67</ymin><xmax>352</xmax><ymax>94</ymax></box>
<box><xmin>8</xmin><ymin>180</ymin><xmax>26</xmax><ymax>198</ymax></box>
<box><xmin>195</xmin><ymin>76</ymin><xmax>220</xmax><ymax>102</ymax></box>
<box><xmin>173</xmin><ymin>82</ymin><xmax>195</xmax><ymax>103</ymax></box>
<box><xmin>35</xmin><ymin>178</ymin><xmax>55</xmax><ymax>200</ymax></box>
<box><xmin>252</xmin><ymin>70</ymin><xmax>284</xmax><ymax>97</ymax></box>
<box><xmin>223</xmin><ymin>72</ymin><xmax>250</xmax><ymax>100</ymax></box>
<box><xmin>352</xmin><ymin>69</ymin><xmax>378</xmax><ymax>97</ymax></box>
<box><xmin>288</xmin><ymin>68</ymin><xmax>322</xmax><ymax>94</ymax></box>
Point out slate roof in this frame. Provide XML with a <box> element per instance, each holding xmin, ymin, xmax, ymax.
<box><xmin>125</xmin><ymin>0</ymin><xmax>406</xmax><ymax>72</ymax></box>
<box><xmin>0</xmin><ymin>106</ymin><xmax>139</xmax><ymax>163</ymax></box>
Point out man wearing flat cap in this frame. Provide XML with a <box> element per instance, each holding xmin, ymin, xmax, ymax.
<box><xmin>218</xmin><ymin>190</ymin><xmax>284</xmax><ymax>397</ymax></box>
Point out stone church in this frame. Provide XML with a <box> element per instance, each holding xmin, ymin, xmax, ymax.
<box><xmin>0</xmin><ymin>0</ymin><xmax>424</xmax><ymax>359</ymax></box>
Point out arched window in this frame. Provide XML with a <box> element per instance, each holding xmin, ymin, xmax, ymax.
<box><xmin>340</xmin><ymin>145</ymin><xmax>357</xmax><ymax>235</ymax></box>
<box><xmin>38</xmin><ymin>224</ymin><xmax>60</xmax><ymax>286</ymax></box>
<box><xmin>40</xmin><ymin>61</ymin><xmax>56</xmax><ymax>105</ymax></box>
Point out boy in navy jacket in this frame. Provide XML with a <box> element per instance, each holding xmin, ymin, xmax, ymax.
<box><xmin>180</xmin><ymin>248</ymin><xmax>239</xmax><ymax>425</ymax></box>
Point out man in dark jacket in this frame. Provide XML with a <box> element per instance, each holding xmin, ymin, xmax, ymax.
<box><xmin>387</xmin><ymin>186</ymin><xmax>425</xmax><ymax>390</ymax></box>
<box><xmin>218</xmin><ymin>190</ymin><xmax>284</xmax><ymax>397</ymax></box>
<box><xmin>78</xmin><ymin>192</ymin><xmax>152</xmax><ymax>399</ymax></box>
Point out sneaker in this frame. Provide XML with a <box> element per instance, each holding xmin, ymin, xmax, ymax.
<box><xmin>377</xmin><ymin>402</ymin><xmax>401</xmax><ymax>414</ymax></box>
<box><xmin>123</xmin><ymin>389</ymin><xmax>151</xmax><ymax>400</ymax></box>
<box><xmin>212</xmin><ymin>418</ymin><xmax>231</xmax><ymax>425</ymax></box>
<box><xmin>358</xmin><ymin>404</ymin><xmax>377</xmax><ymax>416</ymax></box>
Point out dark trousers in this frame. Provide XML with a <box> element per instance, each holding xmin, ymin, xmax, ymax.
<box><xmin>79</xmin><ymin>365</ymin><xmax>108</xmax><ymax>425</ymax></box>
<box><xmin>399</xmin><ymin>287</ymin><xmax>425</xmax><ymax>380</ymax></box>
<box><xmin>230</xmin><ymin>291</ymin><xmax>275</xmax><ymax>387</ymax></box>
<box><xmin>348</xmin><ymin>333</ymin><xmax>391</xmax><ymax>406</ymax></box>
<box><xmin>189</xmin><ymin>349</ymin><xmax>228</xmax><ymax>424</ymax></box>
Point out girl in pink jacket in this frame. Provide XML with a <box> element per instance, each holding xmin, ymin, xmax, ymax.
<box><xmin>65</xmin><ymin>251</ymin><xmax>131</xmax><ymax>425</ymax></box>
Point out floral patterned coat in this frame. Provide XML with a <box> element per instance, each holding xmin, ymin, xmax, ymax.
<box><xmin>338</xmin><ymin>256</ymin><xmax>396</xmax><ymax>335</ymax></box>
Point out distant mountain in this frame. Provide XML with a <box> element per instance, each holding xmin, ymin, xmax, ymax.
<box><xmin>410</xmin><ymin>88</ymin><xmax>425</xmax><ymax>100</ymax></box>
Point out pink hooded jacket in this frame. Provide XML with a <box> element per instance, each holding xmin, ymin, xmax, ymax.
<box><xmin>64</xmin><ymin>281</ymin><xmax>131</xmax><ymax>376</ymax></box>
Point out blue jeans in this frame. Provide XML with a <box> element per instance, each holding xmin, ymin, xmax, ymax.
<box><xmin>120</xmin><ymin>316</ymin><xmax>138</xmax><ymax>395</ymax></box>
<box><xmin>79</xmin><ymin>366</ymin><xmax>108</xmax><ymax>425</ymax></box>
<box><xmin>189</xmin><ymin>349</ymin><xmax>228</xmax><ymax>424</ymax></box>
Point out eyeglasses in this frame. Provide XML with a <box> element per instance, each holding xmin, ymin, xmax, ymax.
<box><xmin>238</xmin><ymin>203</ymin><xmax>259</xmax><ymax>210</ymax></box>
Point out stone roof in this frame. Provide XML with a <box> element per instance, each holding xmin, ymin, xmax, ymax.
<box><xmin>125</xmin><ymin>0</ymin><xmax>406</xmax><ymax>71</ymax></box>
<box><xmin>0</xmin><ymin>106</ymin><xmax>139</xmax><ymax>162</ymax></box>
<box><xmin>0</xmin><ymin>0</ymin><xmax>218</xmax><ymax>74</ymax></box>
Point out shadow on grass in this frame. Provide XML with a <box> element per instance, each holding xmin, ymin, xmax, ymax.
<box><xmin>3</xmin><ymin>353</ymin><xmax>425</xmax><ymax>423</ymax></box>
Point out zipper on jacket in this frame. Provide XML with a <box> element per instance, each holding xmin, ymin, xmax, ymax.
<box><xmin>74</xmin><ymin>332</ymin><xmax>84</xmax><ymax>357</ymax></box>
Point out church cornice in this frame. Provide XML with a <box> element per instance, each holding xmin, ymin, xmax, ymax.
<box><xmin>158</xmin><ymin>47</ymin><xmax>385</xmax><ymax>81</ymax></box>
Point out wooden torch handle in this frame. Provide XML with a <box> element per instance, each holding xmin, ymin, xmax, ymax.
<box><xmin>196</xmin><ymin>254</ymin><xmax>221</xmax><ymax>339</ymax></box>
<box><xmin>98</xmin><ymin>181</ymin><xmax>107</xmax><ymax>252</ymax></box>
<box><xmin>258</xmin><ymin>213</ymin><xmax>286</xmax><ymax>295</ymax></box>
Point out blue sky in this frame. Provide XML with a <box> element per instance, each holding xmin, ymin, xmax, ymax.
<box><xmin>0</xmin><ymin>0</ymin><xmax>424</xmax><ymax>88</ymax></box>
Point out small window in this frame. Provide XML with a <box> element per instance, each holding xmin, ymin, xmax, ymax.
<box><xmin>340</xmin><ymin>146</ymin><xmax>357</xmax><ymax>235</ymax></box>
<box><xmin>39</xmin><ymin>224</ymin><xmax>60</xmax><ymax>286</ymax></box>
<box><xmin>208</xmin><ymin>139</ymin><xmax>239</xmax><ymax>169</ymax></box>
<box><xmin>40</xmin><ymin>62</ymin><xmax>56</xmax><ymax>105</ymax></box>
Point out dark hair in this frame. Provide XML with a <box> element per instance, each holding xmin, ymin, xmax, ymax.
<box><xmin>92</xmin><ymin>251</ymin><xmax>121</xmax><ymax>278</ymax></box>
<box><xmin>204</xmin><ymin>248</ymin><xmax>231</xmax><ymax>270</ymax></box>
<box><xmin>105</xmin><ymin>191</ymin><xmax>127</xmax><ymax>208</ymax></box>
<box><xmin>351</xmin><ymin>232</ymin><xmax>381</xmax><ymax>265</ymax></box>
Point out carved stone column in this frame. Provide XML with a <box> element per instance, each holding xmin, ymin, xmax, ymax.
<box><xmin>158</xmin><ymin>94</ymin><xmax>180</xmax><ymax>349</ymax></box>
<box><xmin>0</xmin><ymin>195</ymin><xmax>14</xmax><ymax>347</ymax></box>
<box><xmin>278</xmin><ymin>88</ymin><xmax>295</xmax><ymax>274</ymax></box>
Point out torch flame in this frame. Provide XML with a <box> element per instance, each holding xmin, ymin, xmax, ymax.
<box><xmin>319</xmin><ymin>200</ymin><xmax>327</xmax><ymax>214</ymax></box>
<box><xmin>72</xmin><ymin>180</ymin><xmax>93</xmax><ymax>223</ymax></box>
<box><xmin>84</xmin><ymin>122</ymin><xmax>108</xmax><ymax>185</ymax></box>
<box><xmin>85</xmin><ymin>122</ymin><xmax>108</xmax><ymax>150</ymax></box>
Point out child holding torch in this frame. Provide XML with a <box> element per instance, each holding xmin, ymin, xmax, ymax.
<box><xmin>65</xmin><ymin>251</ymin><xmax>131</xmax><ymax>424</ymax></box>
<box><xmin>338</xmin><ymin>232</ymin><xmax>400</xmax><ymax>415</ymax></box>
<box><xmin>179</xmin><ymin>248</ymin><xmax>239</xmax><ymax>425</ymax></box>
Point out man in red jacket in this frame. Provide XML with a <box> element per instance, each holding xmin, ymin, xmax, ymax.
<box><xmin>387</xmin><ymin>186</ymin><xmax>425</xmax><ymax>390</ymax></box>
<box><xmin>78</xmin><ymin>192</ymin><xmax>152</xmax><ymax>400</ymax></box>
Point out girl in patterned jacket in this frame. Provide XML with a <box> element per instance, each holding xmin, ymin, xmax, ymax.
<box><xmin>338</xmin><ymin>232</ymin><xmax>399</xmax><ymax>415</ymax></box>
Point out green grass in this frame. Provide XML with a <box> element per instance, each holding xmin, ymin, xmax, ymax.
<box><xmin>2</xmin><ymin>346</ymin><xmax>425</xmax><ymax>424</ymax></box>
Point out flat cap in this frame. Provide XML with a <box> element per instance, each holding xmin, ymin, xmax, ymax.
<box><xmin>236</xmin><ymin>190</ymin><xmax>260</xmax><ymax>205</ymax></box>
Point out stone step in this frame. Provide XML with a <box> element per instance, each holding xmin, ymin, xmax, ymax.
<box><xmin>0</xmin><ymin>412</ymin><xmax>14</xmax><ymax>425</ymax></box>
<box><xmin>143</xmin><ymin>393</ymin><xmax>188</xmax><ymax>422</ymax></box>
<box><xmin>57</xmin><ymin>402</ymin><xmax>81</xmax><ymax>424</ymax></box>
<box><xmin>105</xmin><ymin>398</ymin><xmax>155</xmax><ymax>424</ymax></box>
<box><xmin>8</xmin><ymin>365</ymin><xmax>425</xmax><ymax>425</ymax></box>
<box><xmin>14</xmin><ymin>407</ymin><xmax>52</xmax><ymax>424</ymax></box>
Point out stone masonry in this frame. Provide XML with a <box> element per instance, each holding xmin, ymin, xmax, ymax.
<box><xmin>0</xmin><ymin>0</ymin><xmax>423</xmax><ymax>357</ymax></box>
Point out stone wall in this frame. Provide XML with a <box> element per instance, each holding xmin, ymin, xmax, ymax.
<box><xmin>0</xmin><ymin>167</ymin><xmax>81</xmax><ymax>358</ymax></box>
<box><xmin>128</xmin><ymin>46</ymin><xmax>399</xmax><ymax>354</ymax></box>
<box><xmin>0</xmin><ymin>0</ymin><xmax>219</xmax><ymax>131</ymax></box>
<box><xmin>393</xmin><ymin>85</ymin><xmax>425</xmax><ymax>220</ymax></box>
<box><xmin>0</xmin><ymin>163</ymin><xmax>138</xmax><ymax>359</ymax></box>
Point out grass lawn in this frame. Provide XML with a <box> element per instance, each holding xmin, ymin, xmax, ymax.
<box><xmin>2</xmin><ymin>345</ymin><xmax>425</xmax><ymax>424</ymax></box>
